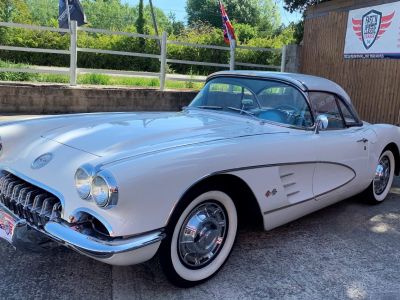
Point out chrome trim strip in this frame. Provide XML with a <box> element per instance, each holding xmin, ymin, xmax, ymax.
<box><xmin>264</xmin><ymin>196</ymin><xmax>317</xmax><ymax>215</ymax></box>
<box><xmin>206</xmin><ymin>74</ymin><xmax>308</xmax><ymax>93</ymax></box>
<box><xmin>219</xmin><ymin>161</ymin><xmax>355</xmax><ymax>175</ymax></box>
<box><xmin>287</xmin><ymin>191</ymin><xmax>300</xmax><ymax>197</ymax></box>
<box><xmin>280</xmin><ymin>172</ymin><xmax>294</xmax><ymax>178</ymax></box>
<box><xmin>44</xmin><ymin>222</ymin><xmax>165</xmax><ymax>258</ymax></box>
<box><xmin>283</xmin><ymin>182</ymin><xmax>296</xmax><ymax>188</ymax></box>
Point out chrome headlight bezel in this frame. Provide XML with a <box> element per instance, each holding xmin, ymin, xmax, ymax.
<box><xmin>74</xmin><ymin>164</ymin><xmax>95</xmax><ymax>200</ymax></box>
<box><xmin>90</xmin><ymin>170</ymin><xmax>118</xmax><ymax>208</ymax></box>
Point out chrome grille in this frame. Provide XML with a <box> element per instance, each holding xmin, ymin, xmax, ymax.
<box><xmin>0</xmin><ymin>171</ymin><xmax>62</xmax><ymax>227</ymax></box>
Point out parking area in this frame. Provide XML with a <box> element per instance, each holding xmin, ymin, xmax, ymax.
<box><xmin>0</xmin><ymin>116</ymin><xmax>400</xmax><ymax>300</ymax></box>
<box><xmin>1</xmin><ymin>186</ymin><xmax>400</xmax><ymax>299</ymax></box>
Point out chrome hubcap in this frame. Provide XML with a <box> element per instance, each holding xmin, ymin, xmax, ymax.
<box><xmin>178</xmin><ymin>202</ymin><xmax>227</xmax><ymax>269</ymax></box>
<box><xmin>374</xmin><ymin>156</ymin><xmax>391</xmax><ymax>195</ymax></box>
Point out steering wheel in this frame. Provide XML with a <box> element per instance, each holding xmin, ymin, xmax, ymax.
<box><xmin>274</xmin><ymin>104</ymin><xmax>305</xmax><ymax>126</ymax></box>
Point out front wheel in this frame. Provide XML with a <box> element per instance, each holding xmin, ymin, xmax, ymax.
<box><xmin>159</xmin><ymin>189</ymin><xmax>238</xmax><ymax>287</ymax></box>
<box><xmin>362</xmin><ymin>149</ymin><xmax>395</xmax><ymax>204</ymax></box>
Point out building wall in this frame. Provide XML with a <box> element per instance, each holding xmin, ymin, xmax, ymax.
<box><xmin>0</xmin><ymin>83</ymin><xmax>197</xmax><ymax>114</ymax></box>
<box><xmin>302</xmin><ymin>0</ymin><xmax>400</xmax><ymax>124</ymax></box>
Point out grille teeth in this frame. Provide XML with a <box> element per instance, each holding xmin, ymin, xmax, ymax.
<box><xmin>0</xmin><ymin>172</ymin><xmax>62</xmax><ymax>228</ymax></box>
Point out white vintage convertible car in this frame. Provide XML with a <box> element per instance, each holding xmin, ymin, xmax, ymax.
<box><xmin>0</xmin><ymin>71</ymin><xmax>399</xmax><ymax>286</ymax></box>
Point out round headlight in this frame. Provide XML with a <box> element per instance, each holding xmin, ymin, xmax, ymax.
<box><xmin>91</xmin><ymin>176</ymin><xmax>110</xmax><ymax>207</ymax></box>
<box><xmin>75</xmin><ymin>167</ymin><xmax>92</xmax><ymax>199</ymax></box>
<box><xmin>90</xmin><ymin>171</ymin><xmax>118</xmax><ymax>208</ymax></box>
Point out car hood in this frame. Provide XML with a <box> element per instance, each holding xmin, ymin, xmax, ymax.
<box><xmin>41</xmin><ymin>111</ymin><xmax>286</xmax><ymax>157</ymax></box>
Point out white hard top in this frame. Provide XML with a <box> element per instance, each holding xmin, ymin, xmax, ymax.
<box><xmin>209</xmin><ymin>71</ymin><xmax>352</xmax><ymax>104</ymax></box>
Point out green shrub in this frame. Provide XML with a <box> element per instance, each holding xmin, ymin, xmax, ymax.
<box><xmin>0</xmin><ymin>60</ymin><xmax>39</xmax><ymax>81</ymax></box>
<box><xmin>38</xmin><ymin>74</ymin><xmax>69</xmax><ymax>83</ymax></box>
<box><xmin>79</xmin><ymin>73</ymin><xmax>111</xmax><ymax>85</ymax></box>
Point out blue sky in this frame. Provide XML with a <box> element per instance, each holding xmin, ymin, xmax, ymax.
<box><xmin>122</xmin><ymin>0</ymin><xmax>302</xmax><ymax>25</ymax></box>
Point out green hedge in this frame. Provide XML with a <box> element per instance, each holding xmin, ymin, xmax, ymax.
<box><xmin>0</xmin><ymin>25</ymin><xmax>295</xmax><ymax>75</ymax></box>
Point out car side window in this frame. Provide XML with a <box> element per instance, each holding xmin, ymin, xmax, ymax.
<box><xmin>309</xmin><ymin>92</ymin><xmax>345</xmax><ymax>130</ymax></box>
<box><xmin>337</xmin><ymin>100</ymin><xmax>357</xmax><ymax>126</ymax></box>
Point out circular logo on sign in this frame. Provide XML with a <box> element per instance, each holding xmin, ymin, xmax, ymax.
<box><xmin>31</xmin><ymin>153</ymin><xmax>53</xmax><ymax>170</ymax></box>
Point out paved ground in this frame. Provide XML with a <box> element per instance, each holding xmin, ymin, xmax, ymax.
<box><xmin>1</xmin><ymin>189</ymin><xmax>400</xmax><ymax>300</ymax></box>
<box><xmin>0</xmin><ymin>116</ymin><xmax>400</xmax><ymax>299</ymax></box>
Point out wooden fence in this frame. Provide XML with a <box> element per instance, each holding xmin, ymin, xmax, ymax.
<box><xmin>301</xmin><ymin>0</ymin><xmax>400</xmax><ymax>124</ymax></box>
<box><xmin>0</xmin><ymin>21</ymin><xmax>283</xmax><ymax>91</ymax></box>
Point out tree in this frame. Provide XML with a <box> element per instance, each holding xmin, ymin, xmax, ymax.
<box><xmin>283</xmin><ymin>0</ymin><xmax>331</xmax><ymax>13</ymax></box>
<box><xmin>136</xmin><ymin>0</ymin><xmax>146</xmax><ymax>55</ymax></box>
<box><xmin>80</xmin><ymin>0</ymin><xmax>138</xmax><ymax>30</ymax></box>
<box><xmin>25</xmin><ymin>0</ymin><xmax>58</xmax><ymax>26</ymax></box>
<box><xmin>258</xmin><ymin>0</ymin><xmax>281</xmax><ymax>36</ymax></box>
<box><xmin>167</xmin><ymin>13</ymin><xmax>185</xmax><ymax>35</ymax></box>
<box><xmin>136</xmin><ymin>0</ymin><xmax>145</xmax><ymax>34</ymax></box>
<box><xmin>144</xmin><ymin>4</ymin><xmax>170</xmax><ymax>33</ymax></box>
<box><xmin>282</xmin><ymin>0</ymin><xmax>330</xmax><ymax>44</ymax></box>
<box><xmin>186</xmin><ymin>0</ymin><xmax>281</xmax><ymax>37</ymax></box>
<box><xmin>0</xmin><ymin>0</ymin><xmax>13</xmax><ymax>22</ymax></box>
<box><xmin>0</xmin><ymin>0</ymin><xmax>31</xmax><ymax>23</ymax></box>
<box><xmin>186</xmin><ymin>0</ymin><xmax>261</xmax><ymax>28</ymax></box>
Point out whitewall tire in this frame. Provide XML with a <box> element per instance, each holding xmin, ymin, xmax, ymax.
<box><xmin>160</xmin><ymin>189</ymin><xmax>238</xmax><ymax>287</ymax></box>
<box><xmin>362</xmin><ymin>149</ymin><xmax>395</xmax><ymax>204</ymax></box>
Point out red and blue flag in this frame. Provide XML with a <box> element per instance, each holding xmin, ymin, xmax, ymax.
<box><xmin>219</xmin><ymin>0</ymin><xmax>236</xmax><ymax>45</ymax></box>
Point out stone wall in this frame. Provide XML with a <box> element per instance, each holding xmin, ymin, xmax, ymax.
<box><xmin>0</xmin><ymin>83</ymin><xmax>198</xmax><ymax>114</ymax></box>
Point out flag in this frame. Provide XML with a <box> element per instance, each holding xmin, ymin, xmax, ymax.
<box><xmin>219</xmin><ymin>0</ymin><xmax>236</xmax><ymax>45</ymax></box>
<box><xmin>58</xmin><ymin>0</ymin><xmax>87</xmax><ymax>29</ymax></box>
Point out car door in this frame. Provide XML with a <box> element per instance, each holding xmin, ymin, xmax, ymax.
<box><xmin>309</xmin><ymin>92</ymin><xmax>372</xmax><ymax>202</ymax></box>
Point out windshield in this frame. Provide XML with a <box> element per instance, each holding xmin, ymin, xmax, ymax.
<box><xmin>189</xmin><ymin>77</ymin><xmax>314</xmax><ymax>128</ymax></box>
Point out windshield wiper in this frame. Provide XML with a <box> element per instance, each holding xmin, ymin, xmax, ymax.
<box><xmin>196</xmin><ymin>105</ymin><xmax>223</xmax><ymax>110</ymax></box>
<box><xmin>227</xmin><ymin>107</ymin><xmax>260</xmax><ymax>121</ymax></box>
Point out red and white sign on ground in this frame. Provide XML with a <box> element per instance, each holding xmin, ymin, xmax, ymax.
<box><xmin>344</xmin><ymin>2</ymin><xmax>400</xmax><ymax>59</ymax></box>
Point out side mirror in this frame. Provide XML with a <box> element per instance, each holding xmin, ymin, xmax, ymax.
<box><xmin>315</xmin><ymin>114</ymin><xmax>329</xmax><ymax>134</ymax></box>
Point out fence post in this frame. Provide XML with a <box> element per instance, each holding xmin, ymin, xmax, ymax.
<box><xmin>280</xmin><ymin>45</ymin><xmax>287</xmax><ymax>73</ymax></box>
<box><xmin>159</xmin><ymin>32</ymin><xmax>167</xmax><ymax>91</ymax></box>
<box><xmin>229</xmin><ymin>40</ymin><xmax>236</xmax><ymax>71</ymax></box>
<box><xmin>69</xmin><ymin>21</ymin><xmax>78</xmax><ymax>86</ymax></box>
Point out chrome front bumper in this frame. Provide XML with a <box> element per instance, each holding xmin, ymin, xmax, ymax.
<box><xmin>0</xmin><ymin>202</ymin><xmax>165</xmax><ymax>266</ymax></box>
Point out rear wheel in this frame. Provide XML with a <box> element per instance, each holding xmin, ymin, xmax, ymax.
<box><xmin>159</xmin><ymin>189</ymin><xmax>238</xmax><ymax>287</ymax></box>
<box><xmin>362</xmin><ymin>150</ymin><xmax>395</xmax><ymax>204</ymax></box>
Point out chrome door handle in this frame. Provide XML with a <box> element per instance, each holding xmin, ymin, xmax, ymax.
<box><xmin>357</xmin><ymin>138</ymin><xmax>368</xmax><ymax>143</ymax></box>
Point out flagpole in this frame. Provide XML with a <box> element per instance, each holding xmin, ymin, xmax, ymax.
<box><xmin>229</xmin><ymin>39</ymin><xmax>236</xmax><ymax>71</ymax></box>
<box><xmin>149</xmin><ymin>0</ymin><xmax>161</xmax><ymax>50</ymax></box>
<box><xmin>65</xmin><ymin>0</ymin><xmax>71</xmax><ymax>31</ymax></box>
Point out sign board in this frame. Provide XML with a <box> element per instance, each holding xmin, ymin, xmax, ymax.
<box><xmin>344</xmin><ymin>2</ymin><xmax>400</xmax><ymax>59</ymax></box>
